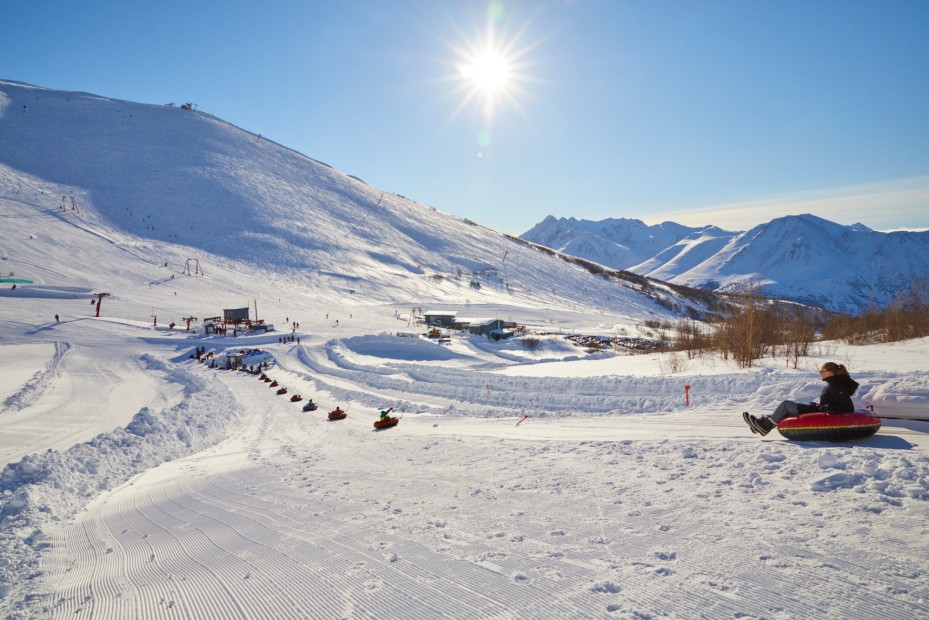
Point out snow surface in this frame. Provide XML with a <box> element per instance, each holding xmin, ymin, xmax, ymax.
<box><xmin>2</xmin><ymin>79</ymin><xmax>929</xmax><ymax>619</ymax></box>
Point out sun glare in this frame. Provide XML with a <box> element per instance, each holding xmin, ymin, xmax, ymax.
<box><xmin>457</xmin><ymin>51</ymin><xmax>513</xmax><ymax>99</ymax></box>
<box><xmin>443</xmin><ymin>4</ymin><xmax>540</xmax><ymax>123</ymax></box>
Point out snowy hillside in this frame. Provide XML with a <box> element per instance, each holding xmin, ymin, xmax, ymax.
<box><xmin>522</xmin><ymin>214</ymin><xmax>929</xmax><ymax>313</ymax></box>
<box><xmin>2</xmin><ymin>79</ymin><xmax>929</xmax><ymax>619</ymax></box>
<box><xmin>0</xmin><ymin>79</ymin><xmax>722</xmax><ymax>325</ymax></box>
<box><xmin>627</xmin><ymin>225</ymin><xmax>739</xmax><ymax>282</ymax></box>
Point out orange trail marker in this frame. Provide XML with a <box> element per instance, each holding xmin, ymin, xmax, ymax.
<box><xmin>685</xmin><ymin>384</ymin><xmax>692</xmax><ymax>407</ymax></box>
<box><xmin>515</xmin><ymin>415</ymin><xmax>529</xmax><ymax>427</ymax></box>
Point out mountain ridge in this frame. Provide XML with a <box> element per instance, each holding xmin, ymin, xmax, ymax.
<box><xmin>521</xmin><ymin>213</ymin><xmax>929</xmax><ymax>313</ymax></box>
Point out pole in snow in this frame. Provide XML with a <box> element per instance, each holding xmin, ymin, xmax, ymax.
<box><xmin>91</xmin><ymin>292</ymin><xmax>110</xmax><ymax>317</ymax></box>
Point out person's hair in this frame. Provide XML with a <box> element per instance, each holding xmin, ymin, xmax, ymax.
<box><xmin>820</xmin><ymin>361</ymin><xmax>849</xmax><ymax>375</ymax></box>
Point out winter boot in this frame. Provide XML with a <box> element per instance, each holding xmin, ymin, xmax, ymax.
<box><xmin>742</xmin><ymin>411</ymin><xmax>759</xmax><ymax>435</ymax></box>
<box><xmin>746</xmin><ymin>413</ymin><xmax>776</xmax><ymax>436</ymax></box>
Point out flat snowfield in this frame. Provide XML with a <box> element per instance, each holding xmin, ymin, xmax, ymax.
<box><xmin>2</xmin><ymin>323</ymin><xmax>929</xmax><ymax>619</ymax></box>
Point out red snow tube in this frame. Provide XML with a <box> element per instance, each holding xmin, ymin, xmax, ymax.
<box><xmin>373</xmin><ymin>417</ymin><xmax>399</xmax><ymax>429</ymax></box>
<box><xmin>328</xmin><ymin>410</ymin><xmax>347</xmax><ymax>420</ymax></box>
<box><xmin>777</xmin><ymin>410</ymin><xmax>881</xmax><ymax>442</ymax></box>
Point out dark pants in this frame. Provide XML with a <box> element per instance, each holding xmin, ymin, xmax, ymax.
<box><xmin>771</xmin><ymin>400</ymin><xmax>819</xmax><ymax>423</ymax></box>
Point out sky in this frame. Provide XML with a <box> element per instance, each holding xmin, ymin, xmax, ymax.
<box><xmin>2</xmin><ymin>0</ymin><xmax>928</xmax><ymax>234</ymax></box>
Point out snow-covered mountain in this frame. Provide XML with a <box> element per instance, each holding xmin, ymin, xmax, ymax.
<box><xmin>659</xmin><ymin>214</ymin><xmax>929</xmax><ymax>313</ymax></box>
<box><xmin>628</xmin><ymin>225</ymin><xmax>739</xmax><ymax>282</ymax></box>
<box><xmin>522</xmin><ymin>214</ymin><xmax>929</xmax><ymax>314</ymax></box>
<box><xmin>521</xmin><ymin>216</ymin><xmax>705</xmax><ymax>271</ymax></box>
<box><xmin>0</xmin><ymin>79</ymin><xmax>715</xmax><ymax>323</ymax></box>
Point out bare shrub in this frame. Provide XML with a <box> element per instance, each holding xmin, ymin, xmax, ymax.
<box><xmin>821</xmin><ymin>278</ymin><xmax>929</xmax><ymax>344</ymax></box>
<box><xmin>674</xmin><ymin>283</ymin><xmax>820</xmax><ymax>368</ymax></box>
<box><xmin>522</xmin><ymin>336</ymin><xmax>541</xmax><ymax>350</ymax></box>
<box><xmin>659</xmin><ymin>352</ymin><xmax>688</xmax><ymax>374</ymax></box>
<box><xmin>674</xmin><ymin>319</ymin><xmax>712</xmax><ymax>359</ymax></box>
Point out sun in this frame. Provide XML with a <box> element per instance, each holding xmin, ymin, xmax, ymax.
<box><xmin>457</xmin><ymin>50</ymin><xmax>514</xmax><ymax>101</ymax></box>
<box><xmin>442</xmin><ymin>6</ymin><xmax>540</xmax><ymax>123</ymax></box>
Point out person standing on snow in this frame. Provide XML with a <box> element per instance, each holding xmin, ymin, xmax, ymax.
<box><xmin>744</xmin><ymin>362</ymin><xmax>859</xmax><ymax>436</ymax></box>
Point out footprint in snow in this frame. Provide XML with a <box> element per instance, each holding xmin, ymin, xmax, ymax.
<box><xmin>590</xmin><ymin>581</ymin><xmax>621</xmax><ymax>594</ymax></box>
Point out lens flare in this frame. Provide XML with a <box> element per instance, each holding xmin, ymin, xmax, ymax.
<box><xmin>441</xmin><ymin>3</ymin><xmax>541</xmax><ymax>124</ymax></box>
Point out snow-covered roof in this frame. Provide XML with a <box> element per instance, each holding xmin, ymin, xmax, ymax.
<box><xmin>458</xmin><ymin>317</ymin><xmax>499</xmax><ymax>327</ymax></box>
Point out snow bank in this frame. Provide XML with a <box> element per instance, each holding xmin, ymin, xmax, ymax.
<box><xmin>0</xmin><ymin>360</ymin><xmax>245</xmax><ymax>611</ymax></box>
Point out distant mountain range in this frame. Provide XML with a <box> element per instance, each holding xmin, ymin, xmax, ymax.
<box><xmin>521</xmin><ymin>215</ymin><xmax>929</xmax><ymax>313</ymax></box>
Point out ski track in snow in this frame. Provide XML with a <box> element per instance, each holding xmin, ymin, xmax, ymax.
<box><xmin>0</xmin><ymin>344</ymin><xmax>185</xmax><ymax>465</ymax></box>
<box><xmin>0</xmin><ymin>340</ymin><xmax>69</xmax><ymax>414</ymax></box>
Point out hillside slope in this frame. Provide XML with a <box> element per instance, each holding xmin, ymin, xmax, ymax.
<box><xmin>0</xmin><ymin>79</ymin><xmax>714</xmax><ymax>322</ymax></box>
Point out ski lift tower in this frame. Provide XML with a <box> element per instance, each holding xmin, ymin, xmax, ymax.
<box><xmin>91</xmin><ymin>292</ymin><xmax>110</xmax><ymax>317</ymax></box>
<box><xmin>183</xmin><ymin>258</ymin><xmax>203</xmax><ymax>276</ymax></box>
<box><xmin>501</xmin><ymin>251</ymin><xmax>509</xmax><ymax>290</ymax></box>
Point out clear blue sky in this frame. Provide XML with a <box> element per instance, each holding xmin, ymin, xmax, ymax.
<box><xmin>3</xmin><ymin>0</ymin><xmax>928</xmax><ymax>233</ymax></box>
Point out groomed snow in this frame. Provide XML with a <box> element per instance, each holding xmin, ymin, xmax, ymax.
<box><xmin>2</xmin><ymin>317</ymin><xmax>929</xmax><ymax>619</ymax></box>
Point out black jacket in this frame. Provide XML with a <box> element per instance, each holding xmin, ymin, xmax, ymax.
<box><xmin>816</xmin><ymin>374</ymin><xmax>859</xmax><ymax>413</ymax></box>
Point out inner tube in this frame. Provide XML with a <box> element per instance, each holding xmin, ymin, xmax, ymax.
<box><xmin>777</xmin><ymin>410</ymin><xmax>881</xmax><ymax>442</ymax></box>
